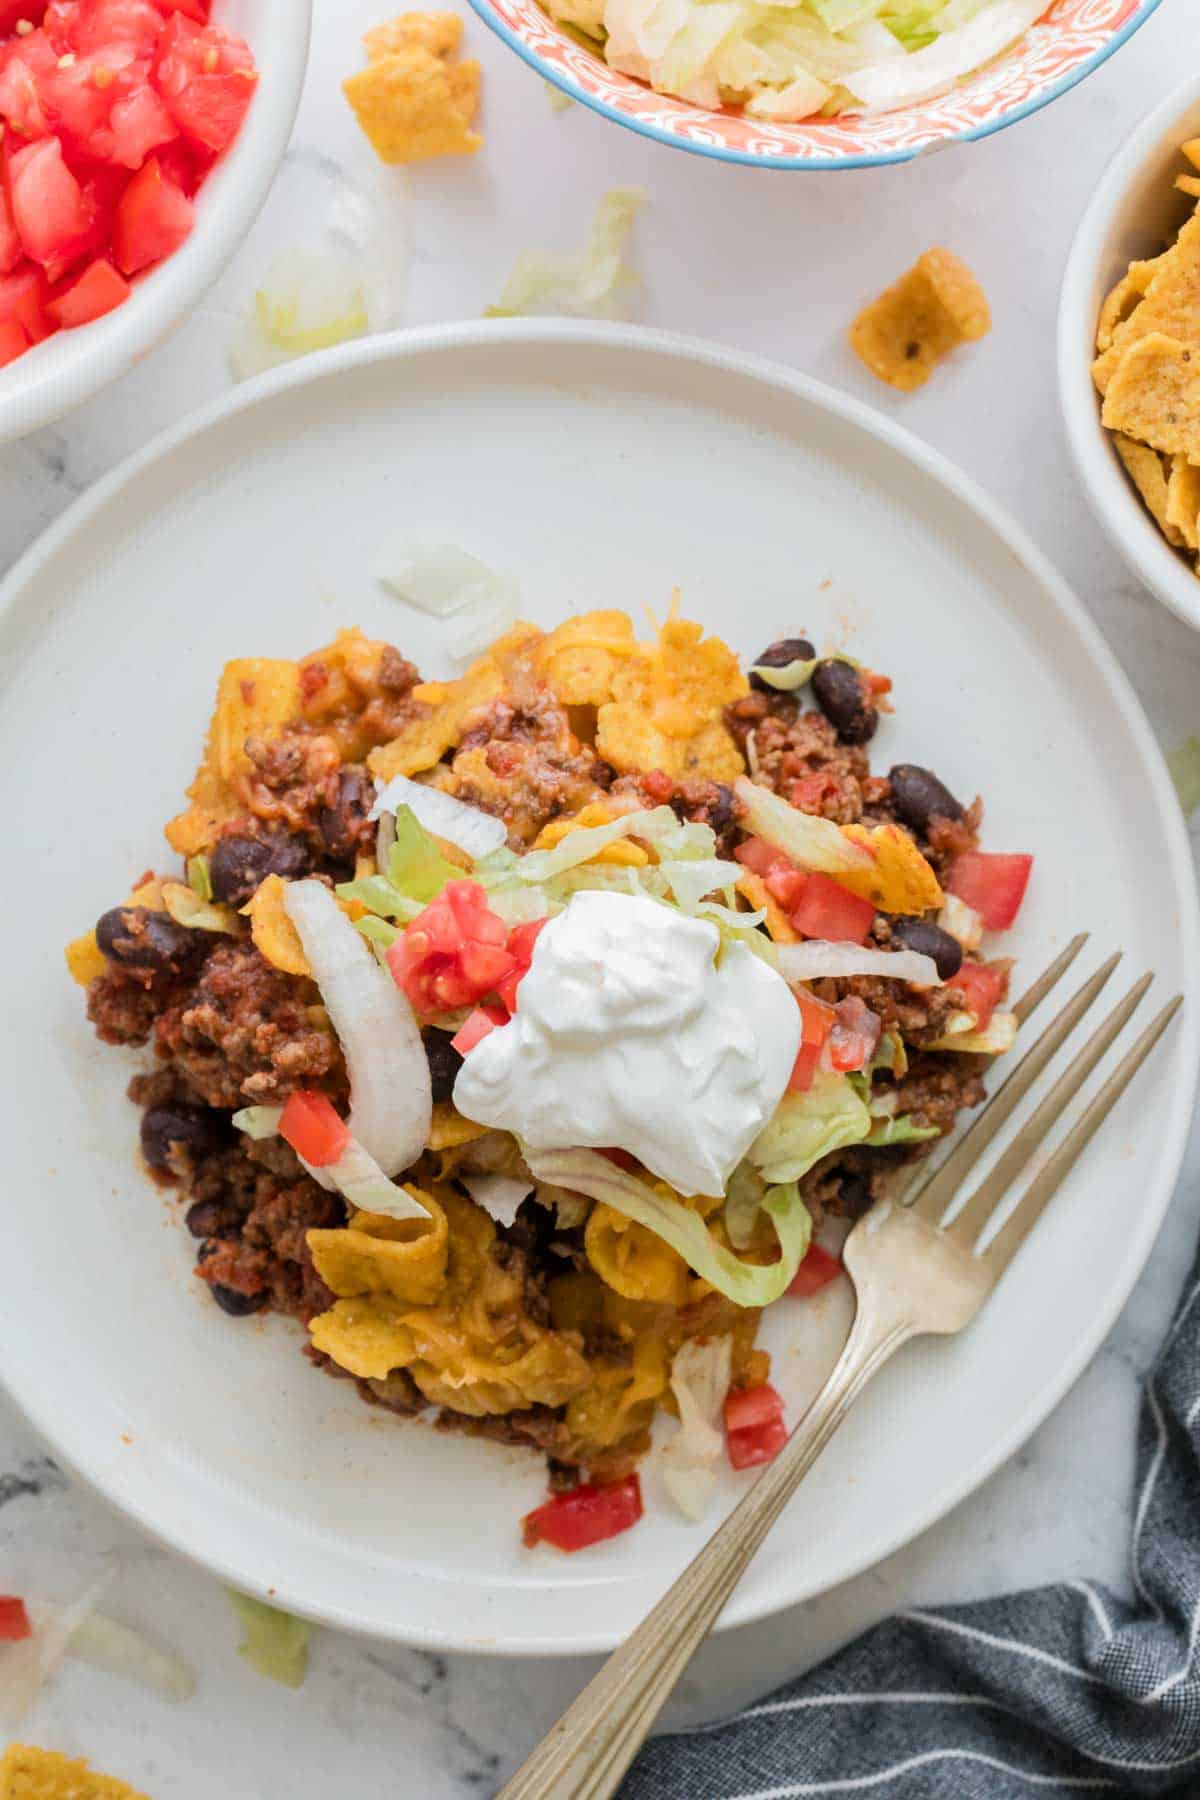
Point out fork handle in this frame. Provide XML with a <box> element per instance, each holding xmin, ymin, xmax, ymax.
<box><xmin>497</xmin><ymin>1301</ymin><xmax>917</xmax><ymax>1800</ymax></box>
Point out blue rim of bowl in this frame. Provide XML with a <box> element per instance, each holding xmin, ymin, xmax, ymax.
<box><xmin>468</xmin><ymin>0</ymin><xmax>1164</xmax><ymax>171</ymax></box>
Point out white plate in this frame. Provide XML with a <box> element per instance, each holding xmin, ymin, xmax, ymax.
<box><xmin>1</xmin><ymin>322</ymin><xmax>1195</xmax><ymax>1655</ymax></box>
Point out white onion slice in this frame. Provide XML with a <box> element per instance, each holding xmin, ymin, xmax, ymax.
<box><xmin>282</xmin><ymin>880</ymin><xmax>430</xmax><ymax>1181</ymax></box>
<box><xmin>372</xmin><ymin>541</ymin><xmax>512</xmax><ymax>619</ymax></box>
<box><xmin>4</xmin><ymin>1574</ymin><xmax>112</xmax><ymax>1723</ymax></box>
<box><xmin>67</xmin><ymin>1612</ymin><xmax>196</xmax><ymax>1702</ymax></box>
<box><xmin>371</xmin><ymin>774</ymin><xmax>507</xmax><ymax>858</ymax></box>
<box><xmin>773</xmin><ymin>941</ymin><xmax>941</xmax><ymax>988</ymax></box>
<box><xmin>462</xmin><ymin>1171</ymin><xmax>533</xmax><ymax>1227</ymax></box>
<box><xmin>324</xmin><ymin>1135</ymin><xmax>431</xmax><ymax>1223</ymax></box>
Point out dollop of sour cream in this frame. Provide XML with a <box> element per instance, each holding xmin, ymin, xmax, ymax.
<box><xmin>452</xmin><ymin>892</ymin><xmax>801</xmax><ymax>1198</ymax></box>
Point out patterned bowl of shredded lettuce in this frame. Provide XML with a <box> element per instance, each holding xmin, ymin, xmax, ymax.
<box><xmin>468</xmin><ymin>0</ymin><xmax>1160</xmax><ymax>169</ymax></box>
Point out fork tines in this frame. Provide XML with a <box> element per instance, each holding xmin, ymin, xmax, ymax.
<box><xmin>902</xmin><ymin>935</ymin><xmax>1183</xmax><ymax>1271</ymax></box>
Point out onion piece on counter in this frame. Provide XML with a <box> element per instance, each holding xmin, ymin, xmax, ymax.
<box><xmin>282</xmin><ymin>880</ymin><xmax>430</xmax><ymax>1181</ymax></box>
<box><xmin>462</xmin><ymin>1171</ymin><xmax>533</xmax><ymax>1227</ymax></box>
<box><xmin>772</xmin><ymin>941</ymin><xmax>941</xmax><ymax>988</ymax></box>
<box><xmin>371</xmin><ymin>774</ymin><xmax>507</xmax><ymax>859</ymax></box>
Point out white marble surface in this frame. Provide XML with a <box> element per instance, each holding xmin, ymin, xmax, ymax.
<box><xmin>3</xmin><ymin>3</ymin><xmax>1200</xmax><ymax>1795</ymax></box>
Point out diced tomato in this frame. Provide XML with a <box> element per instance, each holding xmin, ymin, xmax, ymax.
<box><xmin>387</xmin><ymin>880</ymin><xmax>517</xmax><ymax>1018</ymax></box>
<box><xmin>151</xmin><ymin>0</ymin><xmax>209</xmax><ymax>19</ymax></box>
<box><xmin>46</xmin><ymin>254</ymin><xmax>128</xmax><ymax>323</ymax></box>
<box><xmin>948</xmin><ymin>960</ymin><xmax>1008</xmax><ymax>1034</ymax></box>
<box><xmin>107</xmin><ymin>78</ymin><xmax>176</xmax><ymax>164</ymax></box>
<box><xmin>0</xmin><ymin>259</ymin><xmax>52</xmax><ymax>340</ymax></box>
<box><xmin>522</xmin><ymin>1474</ymin><xmax>643</xmax><ymax>1552</ymax></box>
<box><xmin>0</xmin><ymin>2</ymin><xmax>48</xmax><ymax>33</ymax></box>
<box><xmin>764</xmin><ymin>862</ymin><xmax>807</xmax><ymax>912</ymax></box>
<box><xmin>8</xmin><ymin>135</ymin><xmax>93</xmax><ymax>266</ymax></box>
<box><xmin>862</xmin><ymin>669</ymin><xmax>892</xmax><ymax>699</ymax></box>
<box><xmin>733</xmin><ymin>835</ymin><xmax>781</xmax><ymax>879</ymax></box>
<box><xmin>70</xmin><ymin>0</ymin><xmax>165</xmax><ymax>52</ymax></box>
<box><xmin>0</xmin><ymin>31</ymin><xmax>55</xmax><ymax>137</ymax></box>
<box><xmin>725</xmin><ymin>1383</ymin><xmax>787</xmax><ymax>1470</ymax></box>
<box><xmin>789</xmin><ymin>872</ymin><xmax>876</xmax><ymax>945</ymax></box>
<box><xmin>828</xmin><ymin>995</ymin><xmax>881</xmax><ymax>1074</ymax></box>
<box><xmin>0</xmin><ymin>1596</ymin><xmax>31</xmax><ymax>1640</ymax></box>
<box><xmin>111</xmin><ymin>149</ymin><xmax>191</xmax><ymax>271</ymax></box>
<box><xmin>495</xmin><ymin>916</ymin><xmax>547</xmax><ymax>1014</ymax></box>
<box><xmin>787</xmin><ymin>1242</ymin><xmax>842</xmax><ymax>1299</ymax></box>
<box><xmin>788</xmin><ymin>987</ymin><xmax>836</xmax><ymax>1093</ymax></box>
<box><xmin>278</xmin><ymin>1090</ymin><xmax>348</xmax><ymax>1169</ymax></box>
<box><xmin>152</xmin><ymin>10</ymin><xmax>255</xmax><ymax>151</ymax></box>
<box><xmin>451</xmin><ymin>1003</ymin><xmax>508</xmax><ymax>1057</ymax></box>
<box><xmin>0</xmin><ymin>317</ymin><xmax>26</xmax><ymax>362</ymax></box>
<box><xmin>945</xmin><ymin>852</ymin><xmax>1033</xmax><ymax>933</ymax></box>
<box><xmin>0</xmin><ymin>183</ymin><xmax>21</xmax><ymax>273</ymax></box>
<box><xmin>789</xmin><ymin>771</ymin><xmax>841</xmax><ymax>817</ymax></box>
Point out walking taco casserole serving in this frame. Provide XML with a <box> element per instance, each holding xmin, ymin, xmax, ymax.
<box><xmin>67</xmin><ymin>604</ymin><xmax>1032</xmax><ymax>1552</ymax></box>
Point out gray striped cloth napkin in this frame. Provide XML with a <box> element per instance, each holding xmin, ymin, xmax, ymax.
<box><xmin>622</xmin><ymin>1228</ymin><xmax>1200</xmax><ymax>1798</ymax></box>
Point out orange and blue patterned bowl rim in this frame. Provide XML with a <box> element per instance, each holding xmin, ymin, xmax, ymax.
<box><xmin>467</xmin><ymin>0</ymin><xmax>1161</xmax><ymax>170</ymax></box>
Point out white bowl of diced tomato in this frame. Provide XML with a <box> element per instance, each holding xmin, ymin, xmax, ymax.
<box><xmin>0</xmin><ymin>0</ymin><xmax>310</xmax><ymax>441</ymax></box>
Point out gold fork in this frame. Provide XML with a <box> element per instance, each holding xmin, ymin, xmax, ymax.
<box><xmin>498</xmin><ymin>935</ymin><xmax>1183</xmax><ymax>1800</ymax></box>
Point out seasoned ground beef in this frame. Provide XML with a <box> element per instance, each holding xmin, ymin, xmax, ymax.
<box><xmin>888</xmin><ymin>1050</ymin><xmax>989</xmax><ymax>1135</ymax></box>
<box><xmin>153</xmin><ymin>939</ymin><xmax>342</xmax><ymax>1109</ymax></box>
<box><xmin>610</xmin><ymin>770</ymin><xmax>738</xmax><ymax>853</ymax></box>
<box><xmin>725</xmin><ymin>690</ymin><xmax>881</xmax><ymax>824</ymax></box>
<box><xmin>809</xmin><ymin>971</ymin><xmax>960</xmax><ymax>1044</ymax></box>
<box><xmin>431</xmin><ymin>693</ymin><xmax>613</xmax><ymax>846</ymax></box>
<box><xmin>88</xmin><ymin>970</ymin><xmax>171</xmax><ymax>1046</ymax></box>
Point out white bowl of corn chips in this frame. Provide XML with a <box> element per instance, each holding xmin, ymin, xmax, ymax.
<box><xmin>1060</xmin><ymin>77</ymin><xmax>1200</xmax><ymax>634</ymax></box>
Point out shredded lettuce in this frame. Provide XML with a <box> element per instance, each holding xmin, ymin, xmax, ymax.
<box><xmin>749</xmin><ymin>1071</ymin><xmax>872</xmax><ymax>1185</ymax></box>
<box><xmin>160</xmin><ymin>880</ymin><xmax>236</xmax><ymax>935</ymax></box>
<box><xmin>723</xmin><ymin>1161</ymin><xmax>766</xmax><ymax>1251</ymax></box>
<box><xmin>748</xmin><ymin>657</ymin><xmax>818</xmax><ymax>691</ymax></box>
<box><xmin>229</xmin><ymin>248</ymin><xmax>370</xmax><ymax>381</ymax></box>
<box><xmin>226</xmin><ymin>1592</ymin><xmax>311</xmax><ymax>1689</ymax></box>
<box><xmin>338</xmin><ymin>806</ymin><xmax>461</xmax><ymax>918</ymax></box>
<box><xmin>734</xmin><ymin>777</ymin><xmax>873</xmax><ymax>879</ymax></box>
<box><xmin>486</xmin><ymin>189</ymin><xmax>644</xmax><ymax>322</ymax></box>
<box><xmin>865</xmin><ymin>1114</ymin><xmax>940</xmax><ymax>1147</ymax></box>
<box><xmin>232</xmin><ymin>1105</ymin><xmax>283</xmax><ymax>1141</ymax></box>
<box><xmin>187</xmin><ymin>854</ymin><xmax>212</xmax><ymax>902</ymax></box>
<box><xmin>927</xmin><ymin>1010</ymin><xmax>1018</xmax><ymax>1055</ymax></box>
<box><xmin>660</xmin><ymin>1335</ymin><xmax>733</xmax><ymax>1521</ymax></box>
<box><xmin>543</xmin><ymin>0</ymin><xmax>1045</xmax><ymax>121</ymax></box>
<box><xmin>1168</xmin><ymin>736</ymin><xmax>1200</xmax><ymax>820</ymax></box>
<box><xmin>524</xmin><ymin>1147</ymin><xmax>812</xmax><ymax>1306</ymax></box>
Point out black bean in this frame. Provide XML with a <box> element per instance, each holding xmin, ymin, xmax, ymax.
<box><xmin>889</xmin><ymin>916</ymin><xmax>963</xmax><ymax>982</ymax></box>
<box><xmin>811</xmin><ymin>659</ymin><xmax>877</xmax><ymax>743</ymax></box>
<box><xmin>749</xmin><ymin>636</ymin><xmax>816</xmax><ymax>692</ymax></box>
<box><xmin>837</xmin><ymin>1170</ymin><xmax>875</xmax><ymax>1217</ymax></box>
<box><xmin>95</xmin><ymin>906</ymin><xmax>202</xmax><ymax>975</ymax></box>
<box><xmin>185</xmin><ymin>1199</ymin><xmax>230</xmax><ymax>1239</ymax></box>
<box><xmin>209</xmin><ymin>836</ymin><xmax>272</xmax><ymax>904</ymax></box>
<box><xmin>319</xmin><ymin>768</ymin><xmax>373</xmax><ymax>859</ymax></box>
<box><xmin>888</xmin><ymin>764</ymin><xmax>964</xmax><ymax>832</ymax></box>
<box><xmin>706</xmin><ymin>782</ymin><xmax>735</xmax><ymax>839</ymax></box>
<box><xmin>141</xmin><ymin>1104</ymin><xmax>228</xmax><ymax>1172</ymax></box>
<box><xmin>209</xmin><ymin>1282</ymin><xmax>269</xmax><ymax>1317</ymax></box>
<box><xmin>209</xmin><ymin>832</ymin><xmax>312</xmax><ymax>905</ymax></box>
<box><xmin>424</xmin><ymin>1028</ymin><xmax>463</xmax><ymax>1103</ymax></box>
